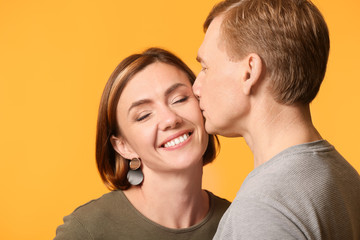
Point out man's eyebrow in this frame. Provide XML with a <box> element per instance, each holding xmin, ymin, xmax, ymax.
<box><xmin>196</xmin><ymin>55</ymin><xmax>203</xmax><ymax>63</ymax></box>
<box><xmin>127</xmin><ymin>83</ymin><xmax>187</xmax><ymax>114</ymax></box>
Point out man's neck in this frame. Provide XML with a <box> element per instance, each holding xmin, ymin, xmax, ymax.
<box><xmin>245</xmin><ymin>102</ymin><xmax>322</xmax><ymax>168</ymax></box>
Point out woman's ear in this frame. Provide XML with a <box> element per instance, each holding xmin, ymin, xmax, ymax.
<box><xmin>242</xmin><ymin>53</ymin><xmax>263</xmax><ymax>95</ymax></box>
<box><xmin>110</xmin><ymin>135</ymin><xmax>137</xmax><ymax>159</ymax></box>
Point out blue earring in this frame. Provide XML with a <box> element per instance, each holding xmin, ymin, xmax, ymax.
<box><xmin>127</xmin><ymin>158</ymin><xmax>143</xmax><ymax>185</ymax></box>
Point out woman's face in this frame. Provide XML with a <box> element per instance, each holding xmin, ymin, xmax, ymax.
<box><xmin>114</xmin><ymin>62</ymin><xmax>208</xmax><ymax>173</ymax></box>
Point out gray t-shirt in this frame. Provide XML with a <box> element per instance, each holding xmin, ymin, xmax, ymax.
<box><xmin>54</xmin><ymin>190</ymin><xmax>230</xmax><ymax>240</ymax></box>
<box><xmin>214</xmin><ymin>140</ymin><xmax>360</xmax><ymax>240</ymax></box>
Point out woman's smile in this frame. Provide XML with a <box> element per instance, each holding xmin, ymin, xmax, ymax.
<box><xmin>160</xmin><ymin>131</ymin><xmax>193</xmax><ymax>150</ymax></box>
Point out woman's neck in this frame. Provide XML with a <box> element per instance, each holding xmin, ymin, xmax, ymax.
<box><xmin>123</xmin><ymin>163</ymin><xmax>209</xmax><ymax>229</ymax></box>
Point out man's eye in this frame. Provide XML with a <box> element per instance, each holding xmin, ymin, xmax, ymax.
<box><xmin>136</xmin><ymin>113</ymin><xmax>151</xmax><ymax>122</ymax></box>
<box><xmin>173</xmin><ymin>96</ymin><xmax>189</xmax><ymax>104</ymax></box>
<box><xmin>201</xmin><ymin>66</ymin><xmax>208</xmax><ymax>72</ymax></box>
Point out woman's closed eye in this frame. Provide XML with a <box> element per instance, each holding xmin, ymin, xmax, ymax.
<box><xmin>136</xmin><ymin>112</ymin><xmax>151</xmax><ymax>122</ymax></box>
<box><xmin>172</xmin><ymin>96</ymin><xmax>189</xmax><ymax>104</ymax></box>
<box><xmin>134</xmin><ymin>95</ymin><xmax>189</xmax><ymax>122</ymax></box>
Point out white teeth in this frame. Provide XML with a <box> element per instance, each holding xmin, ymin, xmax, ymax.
<box><xmin>164</xmin><ymin>133</ymin><xmax>190</xmax><ymax>148</ymax></box>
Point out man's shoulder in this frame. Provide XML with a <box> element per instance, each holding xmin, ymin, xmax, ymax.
<box><xmin>225</xmin><ymin>140</ymin><xmax>360</xmax><ymax>239</ymax></box>
<box><xmin>244</xmin><ymin>140</ymin><xmax>354</xmax><ymax>186</ymax></box>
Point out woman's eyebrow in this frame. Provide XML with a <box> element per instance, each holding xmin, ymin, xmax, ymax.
<box><xmin>164</xmin><ymin>83</ymin><xmax>187</xmax><ymax>97</ymax></box>
<box><xmin>128</xmin><ymin>99</ymin><xmax>152</xmax><ymax>114</ymax></box>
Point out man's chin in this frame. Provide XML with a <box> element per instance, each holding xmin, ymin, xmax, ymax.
<box><xmin>205</xmin><ymin>121</ymin><xmax>240</xmax><ymax>137</ymax></box>
<box><xmin>204</xmin><ymin>121</ymin><xmax>218</xmax><ymax>135</ymax></box>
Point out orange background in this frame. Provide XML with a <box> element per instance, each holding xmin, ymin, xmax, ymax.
<box><xmin>0</xmin><ymin>0</ymin><xmax>359</xmax><ymax>239</ymax></box>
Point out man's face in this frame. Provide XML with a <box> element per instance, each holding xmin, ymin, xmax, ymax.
<box><xmin>193</xmin><ymin>16</ymin><xmax>250</xmax><ymax>137</ymax></box>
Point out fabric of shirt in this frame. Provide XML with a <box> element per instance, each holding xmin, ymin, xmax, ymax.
<box><xmin>54</xmin><ymin>190</ymin><xmax>230</xmax><ymax>240</ymax></box>
<box><xmin>214</xmin><ymin>140</ymin><xmax>360</xmax><ymax>240</ymax></box>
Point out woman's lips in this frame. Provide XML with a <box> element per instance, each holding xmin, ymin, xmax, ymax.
<box><xmin>159</xmin><ymin>130</ymin><xmax>193</xmax><ymax>148</ymax></box>
<box><xmin>163</xmin><ymin>133</ymin><xmax>190</xmax><ymax>148</ymax></box>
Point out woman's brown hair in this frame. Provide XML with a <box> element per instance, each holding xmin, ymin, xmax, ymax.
<box><xmin>96</xmin><ymin>47</ymin><xmax>219</xmax><ymax>190</ymax></box>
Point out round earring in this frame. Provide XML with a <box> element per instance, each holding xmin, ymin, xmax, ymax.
<box><xmin>129</xmin><ymin>158</ymin><xmax>141</xmax><ymax>170</ymax></box>
<box><xmin>127</xmin><ymin>158</ymin><xmax>143</xmax><ymax>186</ymax></box>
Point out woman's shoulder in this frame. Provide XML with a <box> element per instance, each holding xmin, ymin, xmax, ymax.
<box><xmin>54</xmin><ymin>191</ymin><xmax>127</xmax><ymax>239</ymax></box>
<box><xmin>207</xmin><ymin>190</ymin><xmax>231</xmax><ymax>214</ymax></box>
<box><xmin>72</xmin><ymin>191</ymin><xmax>121</xmax><ymax>215</ymax></box>
<box><xmin>207</xmin><ymin>190</ymin><xmax>230</xmax><ymax>203</ymax></box>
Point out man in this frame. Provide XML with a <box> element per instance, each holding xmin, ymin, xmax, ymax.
<box><xmin>193</xmin><ymin>0</ymin><xmax>360</xmax><ymax>239</ymax></box>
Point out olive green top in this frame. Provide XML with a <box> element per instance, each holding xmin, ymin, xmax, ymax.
<box><xmin>54</xmin><ymin>190</ymin><xmax>230</xmax><ymax>240</ymax></box>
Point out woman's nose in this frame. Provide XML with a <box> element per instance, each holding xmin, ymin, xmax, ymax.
<box><xmin>158</xmin><ymin>107</ymin><xmax>183</xmax><ymax>131</ymax></box>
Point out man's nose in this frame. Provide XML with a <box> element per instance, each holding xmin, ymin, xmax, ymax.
<box><xmin>192</xmin><ymin>77</ymin><xmax>202</xmax><ymax>100</ymax></box>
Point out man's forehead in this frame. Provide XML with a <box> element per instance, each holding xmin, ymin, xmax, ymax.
<box><xmin>197</xmin><ymin>43</ymin><xmax>205</xmax><ymax>63</ymax></box>
<box><xmin>198</xmin><ymin>16</ymin><xmax>224</xmax><ymax>62</ymax></box>
<box><xmin>206</xmin><ymin>16</ymin><xmax>223</xmax><ymax>39</ymax></box>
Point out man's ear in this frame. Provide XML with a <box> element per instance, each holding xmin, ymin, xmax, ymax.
<box><xmin>110</xmin><ymin>135</ymin><xmax>137</xmax><ymax>159</ymax></box>
<box><xmin>242</xmin><ymin>53</ymin><xmax>263</xmax><ymax>95</ymax></box>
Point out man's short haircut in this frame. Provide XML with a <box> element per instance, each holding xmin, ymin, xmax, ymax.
<box><xmin>204</xmin><ymin>0</ymin><xmax>330</xmax><ymax>104</ymax></box>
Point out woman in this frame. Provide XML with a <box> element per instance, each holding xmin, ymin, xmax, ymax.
<box><xmin>54</xmin><ymin>48</ymin><xmax>230</xmax><ymax>239</ymax></box>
